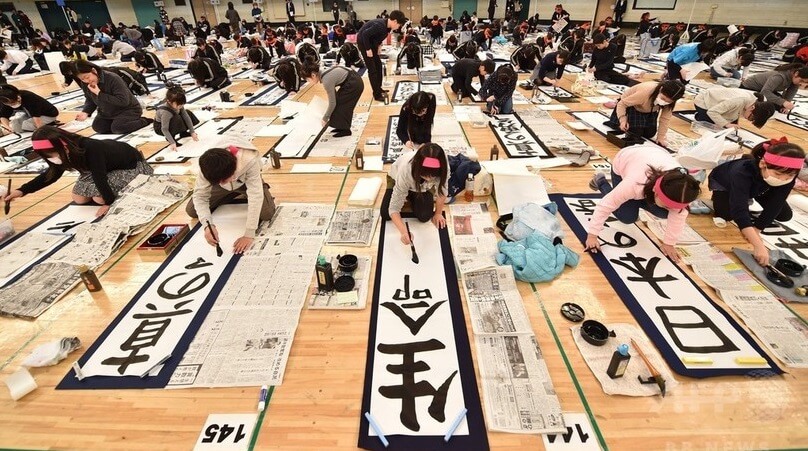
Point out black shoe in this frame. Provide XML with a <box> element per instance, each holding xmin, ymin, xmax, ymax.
<box><xmin>374</xmin><ymin>95</ymin><xmax>386</xmax><ymax>101</ymax></box>
<box><xmin>332</xmin><ymin>129</ymin><xmax>351</xmax><ymax>137</ymax></box>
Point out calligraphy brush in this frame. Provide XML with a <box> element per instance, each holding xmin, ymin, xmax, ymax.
<box><xmin>4</xmin><ymin>178</ymin><xmax>10</xmax><ymax>216</ymax></box>
<box><xmin>205</xmin><ymin>220</ymin><xmax>224</xmax><ymax>257</ymax></box>
<box><xmin>405</xmin><ymin>221</ymin><xmax>419</xmax><ymax>264</ymax></box>
<box><xmin>631</xmin><ymin>338</ymin><xmax>666</xmax><ymax>397</ymax></box>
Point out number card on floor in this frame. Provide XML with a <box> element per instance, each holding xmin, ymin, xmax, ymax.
<box><xmin>542</xmin><ymin>413</ymin><xmax>601</xmax><ymax>451</ymax></box>
<box><xmin>194</xmin><ymin>413</ymin><xmax>257</xmax><ymax>451</ymax></box>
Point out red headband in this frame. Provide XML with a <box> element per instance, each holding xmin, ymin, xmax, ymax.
<box><xmin>762</xmin><ymin>137</ymin><xmax>803</xmax><ymax>169</ymax></box>
<box><xmin>653</xmin><ymin>177</ymin><xmax>689</xmax><ymax>210</ymax></box>
<box><xmin>32</xmin><ymin>139</ymin><xmax>55</xmax><ymax>151</ymax></box>
<box><xmin>422</xmin><ymin>157</ymin><xmax>441</xmax><ymax>169</ymax></box>
<box><xmin>227</xmin><ymin>145</ymin><xmax>239</xmax><ymax>156</ymax></box>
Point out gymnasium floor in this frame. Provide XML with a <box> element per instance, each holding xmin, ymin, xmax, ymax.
<box><xmin>0</xmin><ymin>43</ymin><xmax>807</xmax><ymax>450</ymax></box>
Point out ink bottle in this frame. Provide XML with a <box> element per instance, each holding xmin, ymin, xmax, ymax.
<box><xmin>355</xmin><ymin>148</ymin><xmax>364</xmax><ymax>170</ymax></box>
<box><xmin>607</xmin><ymin>343</ymin><xmax>631</xmax><ymax>379</ymax></box>
<box><xmin>78</xmin><ymin>265</ymin><xmax>102</xmax><ymax>292</ymax></box>
<box><xmin>464</xmin><ymin>174</ymin><xmax>474</xmax><ymax>202</ymax></box>
<box><xmin>315</xmin><ymin>256</ymin><xmax>334</xmax><ymax>292</ymax></box>
<box><xmin>269</xmin><ymin>149</ymin><xmax>281</xmax><ymax>169</ymax></box>
<box><xmin>490</xmin><ymin>145</ymin><xmax>499</xmax><ymax>160</ymax></box>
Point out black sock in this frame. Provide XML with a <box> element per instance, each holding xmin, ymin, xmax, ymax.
<box><xmin>332</xmin><ymin>129</ymin><xmax>351</xmax><ymax>137</ymax></box>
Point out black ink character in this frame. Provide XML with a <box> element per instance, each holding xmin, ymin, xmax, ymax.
<box><xmin>610</xmin><ymin>253</ymin><xmax>677</xmax><ymax>299</ymax></box>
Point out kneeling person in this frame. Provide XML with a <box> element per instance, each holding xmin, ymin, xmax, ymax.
<box><xmin>187</xmin><ymin>145</ymin><xmax>276</xmax><ymax>254</ymax></box>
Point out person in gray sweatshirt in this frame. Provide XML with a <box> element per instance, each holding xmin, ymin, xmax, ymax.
<box><xmin>154</xmin><ymin>87</ymin><xmax>199</xmax><ymax>151</ymax></box>
<box><xmin>740</xmin><ymin>63</ymin><xmax>808</xmax><ymax>113</ymax></box>
<box><xmin>299</xmin><ymin>57</ymin><xmax>364</xmax><ymax>137</ymax></box>
<box><xmin>73</xmin><ymin>60</ymin><xmax>150</xmax><ymax>134</ymax></box>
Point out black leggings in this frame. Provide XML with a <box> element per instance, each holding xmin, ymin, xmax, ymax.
<box><xmin>381</xmin><ymin>188</ymin><xmax>435</xmax><ymax>223</ymax></box>
<box><xmin>666</xmin><ymin>60</ymin><xmax>685</xmax><ymax>83</ymax></box>
<box><xmin>595</xmin><ymin>69</ymin><xmax>639</xmax><ymax>87</ymax></box>
<box><xmin>93</xmin><ymin>114</ymin><xmax>150</xmax><ymax>134</ymax></box>
<box><xmin>711</xmin><ymin>190</ymin><xmax>793</xmax><ymax>223</ymax></box>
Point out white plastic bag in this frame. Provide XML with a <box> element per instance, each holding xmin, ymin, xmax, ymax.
<box><xmin>677</xmin><ymin>128</ymin><xmax>734</xmax><ymax>169</ymax></box>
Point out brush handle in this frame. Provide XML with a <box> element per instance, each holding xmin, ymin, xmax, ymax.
<box><xmin>630</xmin><ymin>338</ymin><xmax>659</xmax><ymax>376</ymax></box>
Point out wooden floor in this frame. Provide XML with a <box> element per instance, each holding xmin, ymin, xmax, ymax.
<box><xmin>1</xmin><ymin>46</ymin><xmax>807</xmax><ymax>451</ymax></box>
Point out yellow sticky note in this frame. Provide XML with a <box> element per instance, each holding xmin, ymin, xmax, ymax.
<box><xmin>682</xmin><ymin>356</ymin><xmax>713</xmax><ymax>364</ymax></box>
<box><xmin>735</xmin><ymin>357</ymin><xmax>767</xmax><ymax>365</ymax></box>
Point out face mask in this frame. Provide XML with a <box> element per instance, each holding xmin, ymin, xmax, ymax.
<box><xmin>47</xmin><ymin>157</ymin><xmax>62</xmax><ymax>165</ymax></box>
<box><xmin>763</xmin><ymin>167</ymin><xmax>793</xmax><ymax>186</ymax></box>
<box><xmin>655</xmin><ymin>99</ymin><xmax>670</xmax><ymax>106</ymax></box>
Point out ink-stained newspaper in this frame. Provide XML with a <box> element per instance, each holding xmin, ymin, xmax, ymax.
<box><xmin>168</xmin><ymin>203</ymin><xmax>334</xmax><ymax>388</ymax></box>
<box><xmin>462</xmin><ymin>266</ymin><xmax>533</xmax><ymax>335</ymax></box>
<box><xmin>719</xmin><ymin>290</ymin><xmax>808</xmax><ymax>368</ymax></box>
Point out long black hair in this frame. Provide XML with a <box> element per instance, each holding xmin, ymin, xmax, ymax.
<box><xmin>650</xmin><ymin>79</ymin><xmax>685</xmax><ymax>108</ymax></box>
<box><xmin>404</xmin><ymin>91</ymin><xmax>436</xmax><ymax>139</ymax></box>
<box><xmin>273</xmin><ymin>57</ymin><xmax>303</xmax><ymax>92</ymax></box>
<box><xmin>642</xmin><ymin>167</ymin><xmax>701</xmax><ymax>208</ymax></box>
<box><xmin>0</xmin><ymin>84</ymin><xmax>21</xmax><ymax>104</ymax></box>
<box><xmin>31</xmin><ymin>125</ymin><xmax>87</xmax><ymax>171</ymax></box>
<box><xmin>410</xmin><ymin>143</ymin><xmax>448</xmax><ymax>196</ymax></box>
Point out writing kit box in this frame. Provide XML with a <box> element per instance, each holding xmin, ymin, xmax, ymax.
<box><xmin>137</xmin><ymin>224</ymin><xmax>190</xmax><ymax>255</ymax></box>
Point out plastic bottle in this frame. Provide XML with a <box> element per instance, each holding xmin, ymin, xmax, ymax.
<box><xmin>78</xmin><ymin>265</ymin><xmax>102</xmax><ymax>292</ymax></box>
<box><xmin>464</xmin><ymin>173</ymin><xmax>475</xmax><ymax>202</ymax></box>
<box><xmin>606</xmin><ymin>344</ymin><xmax>631</xmax><ymax>379</ymax></box>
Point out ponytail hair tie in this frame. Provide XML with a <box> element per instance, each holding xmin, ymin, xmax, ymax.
<box><xmin>762</xmin><ymin>136</ymin><xmax>788</xmax><ymax>152</ymax></box>
<box><xmin>227</xmin><ymin>145</ymin><xmax>240</xmax><ymax>156</ymax></box>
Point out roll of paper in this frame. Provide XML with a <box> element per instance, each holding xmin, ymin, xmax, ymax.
<box><xmin>4</xmin><ymin>368</ymin><xmax>37</xmax><ymax>401</ymax></box>
<box><xmin>788</xmin><ymin>195</ymin><xmax>808</xmax><ymax>214</ymax></box>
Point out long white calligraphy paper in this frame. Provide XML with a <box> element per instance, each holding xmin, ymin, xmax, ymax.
<box><xmin>489</xmin><ymin>113</ymin><xmax>553</xmax><ymax>158</ymax></box>
<box><xmin>552</xmin><ymin>193</ymin><xmax>782</xmax><ymax>377</ymax></box>
<box><xmin>359</xmin><ymin>218</ymin><xmax>489</xmax><ymax>450</ymax></box>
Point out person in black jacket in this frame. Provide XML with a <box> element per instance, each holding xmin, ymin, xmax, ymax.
<box><xmin>451</xmin><ymin>58</ymin><xmax>494</xmax><ymax>101</ymax></box>
<box><xmin>396</xmin><ymin>91</ymin><xmax>436</xmax><ymax>150</ymax></box>
<box><xmin>187</xmin><ymin>57</ymin><xmax>231</xmax><ymax>90</ymax></box>
<box><xmin>559</xmin><ymin>28</ymin><xmax>585</xmax><ymax>64</ymax></box>
<box><xmin>357</xmin><ymin>10</ymin><xmax>407</xmax><ymax>100</ymax></box>
<box><xmin>134</xmin><ymin>49</ymin><xmax>164</xmax><ymax>76</ymax></box>
<box><xmin>194</xmin><ymin>38</ymin><xmax>221</xmax><ymax>64</ymax></box>
<box><xmin>396</xmin><ymin>42</ymin><xmax>423</xmax><ymax>73</ymax></box>
<box><xmin>528</xmin><ymin>50</ymin><xmax>569</xmax><ymax>87</ymax></box>
<box><xmin>0</xmin><ymin>84</ymin><xmax>58</xmax><ymax>133</ymax></box>
<box><xmin>613</xmin><ymin>0</ymin><xmax>627</xmax><ymax>27</ymax></box>
<box><xmin>551</xmin><ymin>4</ymin><xmax>571</xmax><ymax>34</ymax></box>
<box><xmin>510</xmin><ymin>43</ymin><xmax>541</xmax><ymax>72</ymax></box>
<box><xmin>74</xmin><ymin>60</ymin><xmax>150</xmax><ymax>134</ymax></box>
<box><xmin>233</xmin><ymin>32</ymin><xmax>252</xmax><ymax>49</ymax></box>
<box><xmin>445</xmin><ymin>34</ymin><xmax>459</xmax><ymax>54</ymax></box>
<box><xmin>247</xmin><ymin>45</ymin><xmax>272</xmax><ymax>70</ymax></box>
<box><xmin>754</xmin><ymin>29</ymin><xmax>787</xmax><ymax>52</ymax></box>
<box><xmin>336</xmin><ymin>42</ymin><xmax>364</xmax><ymax>68</ymax></box>
<box><xmin>106</xmin><ymin>66</ymin><xmax>150</xmax><ymax>96</ymax></box>
<box><xmin>708</xmin><ymin>140</ymin><xmax>805</xmax><ymax>265</ymax></box>
<box><xmin>265</xmin><ymin>32</ymin><xmax>287</xmax><ymax>59</ymax></box>
<box><xmin>481</xmin><ymin>64</ymin><xmax>517</xmax><ymax>114</ymax></box>
<box><xmin>588</xmin><ymin>34</ymin><xmax>639</xmax><ymax>86</ymax></box>
<box><xmin>273</xmin><ymin>57</ymin><xmax>305</xmax><ymax>93</ymax></box>
<box><xmin>4</xmin><ymin>125</ymin><xmax>153</xmax><ymax>217</ymax></box>
<box><xmin>453</xmin><ymin>40</ymin><xmax>479</xmax><ymax>60</ymax></box>
<box><xmin>473</xmin><ymin>27</ymin><xmax>494</xmax><ymax>51</ymax></box>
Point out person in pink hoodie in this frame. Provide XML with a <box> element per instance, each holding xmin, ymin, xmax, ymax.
<box><xmin>585</xmin><ymin>143</ymin><xmax>701</xmax><ymax>262</ymax></box>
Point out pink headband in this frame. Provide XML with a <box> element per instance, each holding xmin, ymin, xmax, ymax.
<box><xmin>422</xmin><ymin>157</ymin><xmax>441</xmax><ymax>169</ymax></box>
<box><xmin>653</xmin><ymin>177</ymin><xmax>688</xmax><ymax>210</ymax></box>
<box><xmin>32</xmin><ymin>139</ymin><xmax>55</xmax><ymax>151</ymax></box>
<box><xmin>763</xmin><ymin>152</ymin><xmax>804</xmax><ymax>170</ymax></box>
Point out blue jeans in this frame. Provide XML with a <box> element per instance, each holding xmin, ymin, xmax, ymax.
<box><xmin>487</xmin><ymin>96</ymin><xmax>513</xmax><ymax>114</ymax></box>
<box><xmin>598</xmin><ymin>170</ymin><xmax>669</xmax><ymax>223</ymax></box>
<box><xmin>709</xmin><ymin>67</ymin><xmax>741</xmax><ymax>79</ymax></box>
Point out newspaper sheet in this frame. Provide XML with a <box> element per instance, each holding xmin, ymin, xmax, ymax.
<box><xmin>449</xmin><ymin>203</ymin><xmax>499</xmax><ymax>274</ymax></box>
<box><xmin>462</xmin><ymin>267</ymin><xmax>533</xmax><ymax>335</ymax></box>
<box><xmin>49</xmin><ymin>222</ymin><xmax>128</xmax><ymax>268</ymax></box>
<box><xmin>0</xmin><ymin>233</ymin><xmax>66</xmax><ymax>283</ymax></box>
<box><xmin>719</xmin><ymin>290</ymin><xmax>808</xmax><ymax>368</ymax></box>
<box><xmin>325</xmin><ymin>208</ymin><xmax>379</xmax><ymax>246</ymax></box>
<box><xmin>168</xmin><ymin>203</ymin><xmax>334</xmax><ymax>388</ymax></box>
<box><xmin>0</xmin><ymin>262</ymin><xmax>81</xmax><ymax>319</ymax></box>
<box><xmin>476</xmin><ymin>334</ymin><xmax>565</xmax><ymax>434</ymax></box>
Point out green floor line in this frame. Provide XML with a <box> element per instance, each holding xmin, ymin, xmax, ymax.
<box><xmin>248</xmin><ymin>385</ymin><xmax>275</xmax><ymax>451</ymax></box>
<box><xmin>530</xmin><ymin>284</ymin><xmax>610</xmax><ymax>451</ymax></box>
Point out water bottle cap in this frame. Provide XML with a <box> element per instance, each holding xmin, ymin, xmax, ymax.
<box><xmin>617</xmin><ymin>344</ymin><xmax>629</xmax><ymax>355</ymax></box>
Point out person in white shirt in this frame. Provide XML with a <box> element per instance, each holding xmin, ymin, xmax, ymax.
<box><xmin>710</xmin><ymin>47</ymin><xmax>754</xmax><ymax>80</ymax></box>
<box><xmin>111</xmin><ymin>40</ymin><xmax>136</xmax><ymax>61</ymax></box>
<box><xmin>694</xmin><ymin>86</ymin><xmax>777</xmax><ymax>129</ymax></box>
<box><xmin>0</xmin><ymin>49</ymin><xmax>38</xmax><ymax>75</ymax></box>
<box><xmin>380</xmin><ymin>143</ymin><xmax>450</xmax><ymax>245</ymax></box>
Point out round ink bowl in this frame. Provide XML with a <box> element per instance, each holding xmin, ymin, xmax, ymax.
<box><xmin>580</xmin><ymin>320</ymin><xmax>614</xmax><ymax>346</ymax></box>
<box><xmin>334</xmin><ymin>275</ymin><xmax>355</xmax><ymax>292</ymax></box>
<box><xmin>337</xmin><ymin>254</ymin><xmax>359</xmax><ymax>272</ymax></box>
<box><xmin>766</xmin><ymin>267</ymin><xmax>795</xmax><ymax>288</ymax></box>
<box><xmin>775</xmin><ymin>258</ymin><xmax>805</xmax><ymax>277</ymax></box>
<box><xmin>147</xmin><ymin>233</ymin><xmax>170</xmax><ymax>247</ymax></box>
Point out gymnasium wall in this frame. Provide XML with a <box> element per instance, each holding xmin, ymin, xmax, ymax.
<box><xmin>619</xmin><ymin>0</ymin><xmax>807</xmax><ymax>28</ymax></box>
